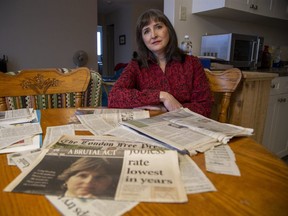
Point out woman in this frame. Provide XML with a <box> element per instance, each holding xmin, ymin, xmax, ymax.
<box><xmin>108</xmin><ymin>9</ymin><xmax>212</xmax><ymax>117</ymax></box>
<box><xmin>57</xmin><ymin>157</ymin><xmax>120</xmax><ymax>199</ymax></box>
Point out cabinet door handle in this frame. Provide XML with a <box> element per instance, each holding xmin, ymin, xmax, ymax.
<box><xmin>250</xmin><ymin>4</ymin><xmax>258</xmax><ymax>10</ymax></box>
<box><xmin>278</xmin><ymin>98</ymin><xmax>287</xmax><ymax>103</ymax></box>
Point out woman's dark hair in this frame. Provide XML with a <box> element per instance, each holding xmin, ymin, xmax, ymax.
<box><xmin>57</xmin><ymin>157</ymin><xmax>111</xmax><ymax>182</ymax></box>
<box><xmin>135</xmin><ymin>8</ymin><xmax>184</xmax><ymax>68</ymax></box>
<box><xmin>57</xmin><ymin>157</ymin><xmax>123</xmax><ymax>197</ymax></box>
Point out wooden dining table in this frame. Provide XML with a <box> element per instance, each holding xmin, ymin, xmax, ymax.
<box><xmin>1</xmin><ymin>108</ymin><xmax>288</xmax><ymax>216</ymax></box>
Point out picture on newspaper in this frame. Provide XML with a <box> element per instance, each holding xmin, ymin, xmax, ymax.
<box><xmin>5</xmin><ymin>148</ymin><xmax>188</xmax><ymax>203</ymax></box>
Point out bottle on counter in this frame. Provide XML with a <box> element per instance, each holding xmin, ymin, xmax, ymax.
<box><xmin>180</xmin><ymin>35</ymin><xmax>193</xmax><ymax>55</ymax></box>
<box><xmin>272</xmin><ymin>46</ymin><xmax>281</xmax><ymax>68</ymax></box>
<box><xmin>261</xmin><ymin>45</ymin><xmax>271</xmax><ymax>69</ymax></box>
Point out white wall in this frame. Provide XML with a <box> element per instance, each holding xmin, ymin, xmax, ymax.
<box><xmin>104</xmin><ymin>2</ymin><xmax>164</xmax><ymax>66</ymax></box>
<box><xmin>0</xmin><ymin>0</ymin><xmax>98</xmax><ymax>71</ymax></box>
<box><xmin>165</xmin><ymin>0</ymin><xmax>288</xmax><ymax>56</ymax></box>
<box><xmin>2</xmin><ymin>0</ymin><xmax>286</xmax><ymax>72</ymax></box>
<box><xmin>106</xmin><ymin>5</ymin><xmax>134</xmax><ymax>65</ymax></box>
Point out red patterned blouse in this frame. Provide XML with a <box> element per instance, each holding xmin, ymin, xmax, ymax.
<box><xmin>108</xmin><ymin>55</ymin><xmax>213</xmax><ymax>117</ymax></box>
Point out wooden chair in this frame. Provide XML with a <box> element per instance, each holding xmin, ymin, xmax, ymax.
<box><xmin>0</xmin><ymin>67</ymin><xmax>91</xmax><ymax>111</ymax></box>
<box><xmin>204</xmin><ymin>68</ymin><xmax>242</xmax><ymax>123</ymax></box>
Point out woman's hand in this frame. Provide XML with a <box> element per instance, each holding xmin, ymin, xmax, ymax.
<box><xmin>135</xmin><ymin>105</ymin><xmax>168</xmax><ymax>111</ymax></box>
<box><xmin>159</xmin><ymin>91</ymin><xmax>183</xmax><ymax>111</ymax></box>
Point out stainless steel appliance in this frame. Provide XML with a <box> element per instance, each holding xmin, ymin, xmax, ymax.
<box><xmin>200</xmin><ymin>33</ymin><xmax>264</xmax><ymax>69</ymax></box>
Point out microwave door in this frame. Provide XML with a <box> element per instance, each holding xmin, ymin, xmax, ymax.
<box><xmin>231</xmin><ymin>39</ymin><xmax>255</xmax><ymax>68</ymax></box>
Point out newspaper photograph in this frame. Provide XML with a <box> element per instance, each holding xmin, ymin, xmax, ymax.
<box><xmin>5</xmin><ymin>148</ymin><xmax>187</xmax><ymax>203</ymax></box>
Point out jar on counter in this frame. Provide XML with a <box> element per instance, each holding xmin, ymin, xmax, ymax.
<box><xmin>261</xmin><ymin>45</ymin><xmax>271</xmax><ymax>69</ymax></box>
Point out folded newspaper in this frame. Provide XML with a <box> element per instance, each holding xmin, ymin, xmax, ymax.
<box><xmin>0</xmin><ymin>108</ymin><xmax>37</xmax><ymax>125</ymax></box>
<box><xmin>4</xmin><ymin>136</ymin><xmax>188</xmax><ymax>203</ymax></box>
<box><xmin>69</xmin><ymin>108</ymin><xmax>150</xmax><ymax>132</ymax></box>
<box><xmin>120</xmin><ymin>108</ymin><xmax>253</xmax><ymax>155</ymax></box>
<box><xmin>0</xmin><ymin>108</ymin><xmax>42</xmax><ymax>153</ymax></box>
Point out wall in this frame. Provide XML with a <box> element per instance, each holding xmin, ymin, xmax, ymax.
<box><xmin>0</xmin><ymin>0</ymin><xmax>98</xmax><ymax>71</ymax></box>
<box><xmin>107</xmin><ymin>5</ymin><xmax>134</xmax><ymax>65</ymax></box>
<box><xmin>98</xmin><ymin>1</ymin><xmax>163</xmax><ymax>76</ymax></box>
<box><xmin>164</xmin><ymin>0</ymin><xmax>288</xmax><ymax>56</ymax></box>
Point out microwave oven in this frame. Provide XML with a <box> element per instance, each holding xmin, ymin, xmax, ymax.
<box><xmin>200</xmin><ymin>33</ymin><xmax>264</xmax><ymax>69</ymax></box>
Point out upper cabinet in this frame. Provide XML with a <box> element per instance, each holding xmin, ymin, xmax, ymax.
<box><xmin>272</xmin><ymin>0</ymin><xmax>288</xmax><ymax>20</ymax></box>
<box><xmin>192</xmin><ymin>0</ymin><xmax>288</xmax><ymax>21</ymax></box>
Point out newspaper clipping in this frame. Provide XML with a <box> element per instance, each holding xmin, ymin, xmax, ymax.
<box><xmin>5</xmin><ymin>147</ymin><xmax>188</xmax><ymax>203</ymax></box>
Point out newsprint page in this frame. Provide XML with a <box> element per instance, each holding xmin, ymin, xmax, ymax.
<box><xmin>121</xmin><ymin>108</ymin><xmax>253</xmax><ymax>155</ymax></box>
<box><xmin>5</xmin><ymin>146</ymin><xmax>188</xmax><ymax>203</ymax></box>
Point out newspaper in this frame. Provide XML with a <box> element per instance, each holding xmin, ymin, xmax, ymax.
<box><xmin>105</xmin><ymin>125</ymin><xmax>167</xmax><ymax>149</ymax></box>
<box><xmin>8</xmin><ymin>148</ymin><xmax>42</xmax><ymax>171</ymax></box>
<box><xmin>9</xmin><ymin>135</ymin><xmax>216</xmax><ymax>215</ymax></box>
<box><xmin>10</xmin><ymin>134</ymin><xmax>217</xmax><ymax>195</ymax></box>
<box><xmin>4</xmin><ymin>147</ymin><xmax>188</xmax><ymax>203</ymax></box>
<box><xmin>121</xmin><ymin>108</ymin><xmax>253</xmax><ymax>155</ymax></box>
<box><xmin>46</xmin><ymin>196</ymin><xmax>138</xmax><ymax>216</ymax></box>
<box><xmin>0</xmin><ymin>134</ymin><xmax>41</xmax><ymax>154</ymax></box>
<box><xmin>204</xmin><ymin>145</ymin><xmax>241</xmax><ymax>176</ymax></box>
<box><xmin>0</xmin><ymin>123</ymin><xmax>42</xmax><ymax>152</ymax></box>
<box><xmin>179</xmin><ymin>154</ymin><xmax>217</xmax><ymax>194</ymax></box>
<box><xmin>0</xmin><ymin>108</ymin><xmax>42</xmax><ymax>153</ymax></box>
<box><xmin>42</xmin><ymin>125</ymin><xmax>75</xmax><ymax>147</ymax></box>
<box><xmin>75</xmin><ymin>108</ymin><xmax>150</xmax><ymax>135</ymax></box>
<box><xmin>0</xmin><ymin>108</ymin><xmax>37</xmax><ymax>125</ymax></box>
<box><xmin>45</xmin><ymin>134</ymin><xmax>167</xmax><ymax>151</ymax></box>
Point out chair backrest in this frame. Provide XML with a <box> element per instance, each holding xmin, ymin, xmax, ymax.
<box><xmin>204</xmin><ymin>68</ymin><xmax>242</xmax><ymax>123</ymax></box>
<box><xmin>85</xmin><ymin>69</ymin><xmax>102</xmax><ymax>108</ymax></box>
<box><xmin>0</xmin><ymin>67</ymin><xmax>90</xmax><ymax>111</ymax></box>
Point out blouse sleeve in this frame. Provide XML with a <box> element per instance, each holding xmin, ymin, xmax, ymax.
<box><xmin>182</xmin><ymin>56</ymin><xmax>213</xmax><ymax>117</ymax></box>
<box><xmin>108</xmin><ymin>61</ymin><xmax>161</xmax><ymax>108</ymax></box>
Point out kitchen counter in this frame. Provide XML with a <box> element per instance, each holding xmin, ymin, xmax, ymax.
<box><xmin>247</xmin><ymin>67</ymin><xmax>288</xmax><ymax>77</ymax></box>
<box><xmin>242</xmin><ymin>71</ymin><xmax>279</xmax><ymax>80</ymax></box>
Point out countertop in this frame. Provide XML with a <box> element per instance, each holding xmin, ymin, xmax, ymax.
<box><xmin>247</xmin><ymin>67</ymin><xmax>288</xmax><ymax>77</ymax></box>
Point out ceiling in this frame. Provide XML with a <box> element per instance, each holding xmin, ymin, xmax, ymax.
<box><xmin>98</xmin><ymin>0</ymin><xmax>163</xmax><ymax>15</ymax></box>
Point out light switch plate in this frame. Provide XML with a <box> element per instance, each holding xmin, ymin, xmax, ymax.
<box><xmin>179</xmin><ymin>6</ymin><xmax>187</xmax><ymax>21</ymax></box>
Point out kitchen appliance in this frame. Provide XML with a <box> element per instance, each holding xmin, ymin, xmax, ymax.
<box><xmin>200</xmin><ymin>33</ymin><xmax>264</xmax><ymax>69</ymax></box>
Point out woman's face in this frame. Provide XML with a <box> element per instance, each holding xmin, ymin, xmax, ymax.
<box><xmin>141</xmin><ymin>20</ymin><xmax>169</xmax><ymax>57</ymax></box>
<box><xmin>66</xmin><ymin>168</ymin><xmax>113</xmax><ymax>198</ymax></box>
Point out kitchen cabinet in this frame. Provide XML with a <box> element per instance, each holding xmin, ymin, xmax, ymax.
<box><xmin>263</xmin><ymin>76</ymin><xmax>288</xmax><ymax>158</ymax></box>
<box><xmin>272</xmin><ymin>0</ymin><xmax>288</xmax><ymax>20</ymax></box>
<box><xmin>192</xmin><ymin>0</ymin><xmax>288</xmax><ymax>21</ymax></box>
<box><xmin>229</xmin><ymin>72</ymin><xmax>277</xmax><ymax>144</ymax></box>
